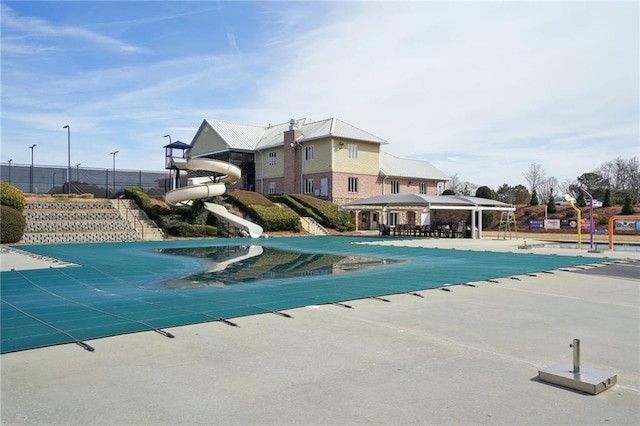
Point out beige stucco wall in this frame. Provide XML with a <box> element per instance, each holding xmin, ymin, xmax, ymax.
<box><xmin>189</xmin><ymin>123</ymin><xmax>227</xmax><ymax>157</ymax></box>
<box><xmin>255</xmin><ymin>147</ymin><xmax>285</xmax><ymax>180</ymax></box>
<box><xmin>333</xmin><ymin>140</ymin><xmax>380</xmax><ymax>175</ymax></box>
<box><xmin>300</xmin><ymin>139</ymin><xmax>332</xmax><ymax>174</ymax></box>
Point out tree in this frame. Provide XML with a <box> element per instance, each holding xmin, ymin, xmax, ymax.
<box><xmin>576</xmin><ymin>193</ymin><xmax>586</xmax><ymax>207</ymax></box>
<box><xmin>598</xmin><ymin>156</ymin><xmax>640</xmax><ymax>200</ymax></box>
<box><xmin>547</xmin><ymin>197</ymin><xmax>557</xmax><ymax>213</ymax></box>
<box><xmin>603</xmin><ymin>188</ymin><xmax>612</xmax><ymax>207</ymax></box>
<box><xmin>530</xmin><ymin>190</ymin><xmax>539</xmax><ymax>206</ymax></box>
<box><xmin>621</xmin><ymin>193</ymin><xmax>635</xmax><ymax>215</ymax></box>
<box><xmin>523</xmin><ymin>163</ymin><xmax>545</xmax><ymax>195</ymax></box>
<box><xmin>475</xmin><ymin>186</ymin><xmax>495</xmax><ymax>200</ymax></box>
<box><xmin>514</xmin><ymin>185</ymin><xmax>530</xmax><ymax>204</ymax></box>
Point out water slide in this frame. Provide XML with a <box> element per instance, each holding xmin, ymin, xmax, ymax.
<box><xmin>165</xmin><ymin>158</ymin><xmax>264</xmax><ymax>238</ymax></box>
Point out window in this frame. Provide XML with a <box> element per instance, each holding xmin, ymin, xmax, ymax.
<box><xmin>391</xmin><ymin>180</ymin><xmax>400</xmax><ymax>194</ymax></box>
<box><xmin>389</xmin><ymin>212</ymin><xmax>399</xmax><ymax>226</ymax></box>
<box><xmin>348</xmin><ymin>177</ymin><xmax>358</xmax><ymax>193</ymax></box>
<box><xmin>304</xmin><ymin>178</ymin><xmax>314</xmax><ymax>194</ymax></box>
<box><xmin>268</xmin><ymin>152</ymin><xmax>276</xmax><ymax>166</ymax></box>
<box><xmin>348</xmin><ymin>143</ymin><xmax>358</xmax><ymax>159</ymax></box>
<box><xmin>268</xmin><ymin>182</ymin><xmax>276</xmax><ymax>194</ymax></box>
<box><xmin>305</xmin><ymin>145</ymin><xmax>314</xmax><ymax>161</ymax></box>
<box><xmin>419</xmin><ymin>182</ymin><xmax>427</xmax><ymax>195</ymax></box>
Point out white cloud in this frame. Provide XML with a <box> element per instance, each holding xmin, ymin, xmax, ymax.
<box><xmin>244</xmin><ymin>1</ymin><xmax>639</xmax><ymax>187</ymax></box>
<box><xmin>1</xmin><ymin>1</ymin><xmax>637</xmax><ymax>188</ymax></box>
<box><xmin>0</xmin><ymin>3</ymin><xmax>142</xmax><ymax>54</ymax></box>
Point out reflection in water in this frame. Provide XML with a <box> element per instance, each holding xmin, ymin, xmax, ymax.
<box><xmin>147</xmin><ymin>246</ymin><xmax>400</xmax><ymax>290</ymax></box>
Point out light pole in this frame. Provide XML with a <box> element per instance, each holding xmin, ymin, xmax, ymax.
<box><xmin>63</xmin><ymin>125</ymin><xmax>70</xmax><ymax>194</ymax></box>
<box><xmin>75</xmin><ymin>163</ymin><xmax>81</xmax><ymax>182</ymax></box>
<box><xmin>7</xmin><ymin>159</ymin><xmax>12</xmax><ymax>184</ymax></box>
<box><xmin>29</xmin><ymin>144</ymin><xmax>37</xmax><ymax>193</ymax></box>
<box><xmin>110</xmin><ymin>151</ymin><xmax>119</xmax><ymax>197</ymax></box>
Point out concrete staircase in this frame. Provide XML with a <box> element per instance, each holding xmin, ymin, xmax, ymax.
<box><xmin>110</xmin><ymin>198</ymin><xmax>165</xmax><ymax>241</ymax></box>
<box><xmin>300</xmin><ymin>216</ymin><xmax>329</xmax><ymax>235</ymax></box>
<box><xmin>21</xmin><ymin>198</ymin><xmax>163</xmax><ymax>245</ymax></box>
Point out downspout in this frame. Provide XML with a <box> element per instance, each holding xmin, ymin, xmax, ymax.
<box><xmin>255</xmin><ymin>148</ymin><xmax>264</xmax><ymax>194</ymax></box>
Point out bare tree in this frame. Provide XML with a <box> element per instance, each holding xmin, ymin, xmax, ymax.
<box><xmin>523</xmin><ymin>163</ymin><xmax>546</xmax><ymax>194</ymax></box>
<box><xmin>445</xmin><ymin>174</ymin><xmax>461</xmax><ymax>193</ymax></box>
<box><xmin>538</xmin><ymin>176</ymin><xmax>558</xmax><ymax>202</ymax></box>
<box><xmin>598</xmin><ymin>156</ymin><xmax>640</xmax><ymax>199</ymax></box>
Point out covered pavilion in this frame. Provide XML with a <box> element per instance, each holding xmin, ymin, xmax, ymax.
<box><xmin>341</xmin><ymin>194</ymin><xmax>516</xmax><ymax>239</ymax></box>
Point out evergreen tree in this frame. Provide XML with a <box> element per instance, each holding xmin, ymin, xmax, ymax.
<box><xmin>547</xmin><ymin>195</ymin><xmax>557</xmax><ymax>213</ymax></box>
<box><xmin>621</xmin><ymin>193</ymin><xmax>635</xmax><ymax>215</ymax></box>
<box><xmin>603</xmin><ymin>188</ymin><xmax>612</xmax><ymax>207</ymax></box>
<box><xmin>530</xmin><ymin>190</ymin><xmax>539</xmax><ymax>206</ymax></box>
<box><xmin>576</xmin><ymin>193</ymin><xmax>586</xmax><ymax>207</ymax></box>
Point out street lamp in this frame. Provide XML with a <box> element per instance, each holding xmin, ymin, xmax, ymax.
<box><xmin>7</xmin><ymin>159</ymin><xmax>12</xmax><ymax>184</ymax></box>
<box><xmin>164</xmin><ymin>134</ymin><xmax>171</xmax><ymax>144</ymax></box>
<box><xmin>110</xmin><ymin>151</ymin><xmax>119</xmax><ymax>197</ymax></box>
<box><xmin>63</xmin><ymin>125</ymin><xmax>70</xmax><ymax>194</ymax></box>
<box><xmin>75</xmin><ymin>163</ymin><xmax>81</xmax><ymax>182</ymax></box>
<box><xmin>565</xmin><ymin>194</ymin><xmax>582</xmax><ymax>250</ymax></box>
<box><xmin>29</xmin><ymin>144</ymin><xmax>37</xmax><ymax>193</ymax></box>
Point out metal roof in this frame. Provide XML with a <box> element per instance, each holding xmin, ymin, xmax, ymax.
<box><xmin>380</xmin><ymin>151</ymin><xmax>450</xmax><ymax>181</ymax></box>
<box><xmin>200</xmin><ymin>117</ymin><xmax>388</xmax><ymax>151</ymax></box>
<box><xmin>342</xmin><ymin>194</ymin><xmax>515</xmax><ymax>211</ymax></box>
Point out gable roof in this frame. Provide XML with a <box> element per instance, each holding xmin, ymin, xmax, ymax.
<box><xmin>380</xmin><ymin>151</ymin><xmax>450</xmax><ymax>181</ymax></box>
<box><xmin>198</xmin><ymin>117</ymin><xmax>388</xmax><ymax>151</ymax></box>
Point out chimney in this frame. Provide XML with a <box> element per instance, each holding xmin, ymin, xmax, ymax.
<box><xmin>284</xmin><ymin>120</ymin><xmax>303</xmax><ymax>194</ymax></box>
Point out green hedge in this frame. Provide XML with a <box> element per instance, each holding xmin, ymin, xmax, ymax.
<box><xmin>290</xmin><ymin>194</ymin><xmax>354</xmax><ymax>231</ymax></box>
<box><xmin>1</xmin><ymin>181</ymin><xmax>26</xmax><ymax>212</ymax></box>
<box><xmin>160</xmin><ymin>217</ymin><xmax>218</xmax><ymax>238</ymax></box>
<box><xmin>248</xmin><ymin>205</ymin><xmax>301</xmax><ymax>232</ymax></box>
<box><xmin>0</xmin><ymin>205</ymin><xmax>26</xmax><ymax>243</ymax></box>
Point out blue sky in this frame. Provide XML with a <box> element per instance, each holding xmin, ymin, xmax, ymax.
<box><xmin>1</xmin><ymin>1</ymin><xmax>638</xmax><ymax>189</ymax></box>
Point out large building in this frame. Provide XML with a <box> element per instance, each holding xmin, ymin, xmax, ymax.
<box><xmin>187</xmin><ymin>117</ymin><xmax>450</xmax><ymax>207</ymax></box>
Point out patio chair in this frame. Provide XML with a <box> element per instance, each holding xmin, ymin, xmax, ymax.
<box><xmin>453</xmin><ymin>220</ymin><xmax>466</xmax><ymax>238</ymax></box>
<box><xmin>419</xmin><ymin>224</ymin><xmax>432</xmax><ymax>237</ymax></box>
<box><xmin>378</xmin><ymin>224</ymin><xmax>391</xmax><ymax>236</ymax></box>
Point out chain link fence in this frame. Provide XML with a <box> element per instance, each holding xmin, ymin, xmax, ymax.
<box><xmin>1</xmin><ymin>162</ymin><xmax>172</xmax><ymax>198</ymax></box>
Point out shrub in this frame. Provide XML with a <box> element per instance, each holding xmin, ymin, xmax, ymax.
<box><xmin>603</xmin><ymin>189</ymin><xmax>612</xmax><ymax>207</ymax></box>
<box><xmin>124</xmin><ymin>187</ymin><xmax>154</xmax><ymax>211</ymax></box>
<box><xmin>530</xmin><ymin>190</ymin><xmax>539</xmax><ymax>206</ymax></box>
<box><xmin>248</xmin><ymin>205</ymin><xmax>301</xmax><ymax>232</ymax></box>
<box><xmin>227</xmin><ymin>190</ymin><xmax>275</xmax><ymax>207</ymax></box>
<box><xmin>1</xmin><ymin>181</ymin><xmax>26</xmax><ymax>212</ymax></box>
<box><xmin>0</xmin><ymin>205</ymin><xmax>26</xmax><ymax>243</ymax></box>
<box><xmin>163</xmin><ymin>220</ymin><xmax>217</xmax><ymax>237</ymax></box>
<box><xmin>290</xmin><ymin>194</ymin><xmax>353</xmax><ymax>231</ymax></box>
<box><xmin>621</xmin><ymin>193</ymin><xmax>635</xmax><ymax>215</ymax></box>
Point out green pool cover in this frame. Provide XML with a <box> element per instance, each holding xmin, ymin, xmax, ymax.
<box><xmin>1</xmin><ymin>236</ymin><xmax>611</xmax><ymax>353</ymax></box>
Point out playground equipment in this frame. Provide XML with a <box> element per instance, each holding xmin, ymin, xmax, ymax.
<box><xmin>164</xmin><ymin>158</ymin><xmax>264</xmax><ymax>238</ymax></box>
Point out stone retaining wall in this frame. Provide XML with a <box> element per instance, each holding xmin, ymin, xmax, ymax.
<box><xmin>22</xmin><ymin>201</ymin><xmax>143</xmax><ymax>245</ymax></box>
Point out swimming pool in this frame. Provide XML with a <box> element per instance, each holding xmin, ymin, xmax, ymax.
<box><xmin>1</xmin><ymin>236</ymin><xmax>613</xmax><ymax>354</ymax></box>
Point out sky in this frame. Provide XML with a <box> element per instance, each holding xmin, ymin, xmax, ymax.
<box><xmin>1</xmin><ymin>0</ymin><xmax>638</xmax><ymax>189</ymax></box>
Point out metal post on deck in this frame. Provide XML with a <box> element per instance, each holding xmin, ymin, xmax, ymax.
<box><xmin>570</xmin><ymin>339</ymin><xmax>580</xmax><ymax>374</ymax></box>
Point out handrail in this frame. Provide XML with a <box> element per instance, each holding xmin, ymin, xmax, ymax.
<box><xmin>117</xmin><ymin>198</ymin><xmax>145</xmax><ymax>239</ymax></box>
<box><xmin>608</xmin><ymin>215</ymin><xmax>640</xmax><ymax>249</ymax></box>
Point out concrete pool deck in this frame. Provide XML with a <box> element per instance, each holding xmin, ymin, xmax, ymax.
<box><xmin>1</xmin><ymin>236</ymin><xmax>639</xmax><ymax>425</ymax></box>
